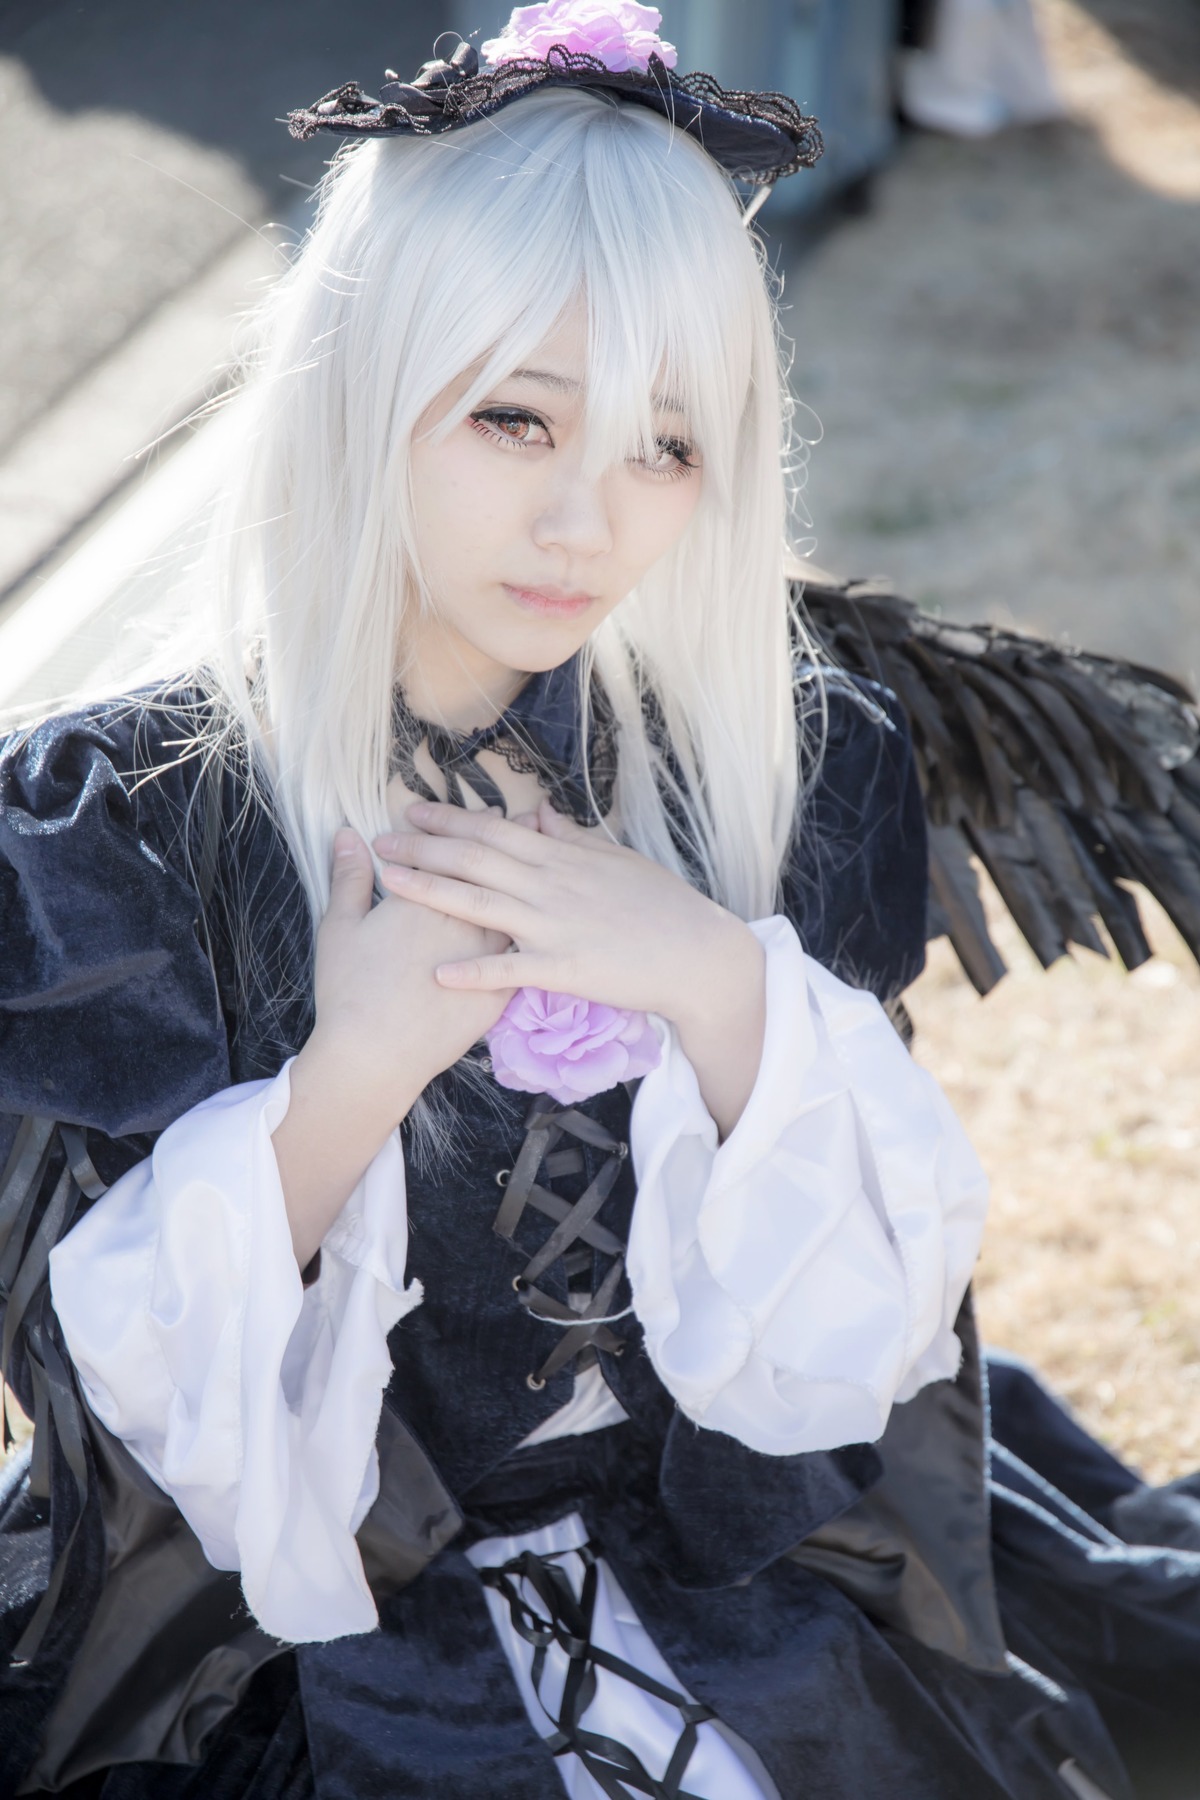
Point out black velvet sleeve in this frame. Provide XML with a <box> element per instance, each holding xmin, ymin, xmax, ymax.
<box><xmin>783</xmin><ymin>672</ymin><xmax>928</xmax><ymax>1002</ymax></box>
<box><xmin>0</xmin><ymin>698</ymin><xmax>244</xmax><ymax>1730</ymax></box>
<box><xmin>0</xmin><ymin>697</ymin><xmax>231</xmax><ymax>1143</ymax></box>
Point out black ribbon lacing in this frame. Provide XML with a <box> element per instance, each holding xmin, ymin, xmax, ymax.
<box><xmin>492</xmin><ymin>1095</ymin><xmax>632</xmax><ymax>1390</ymax></box>
<box><xmin>1</xmin><ymin>1115</ymin><xmax>107</xmax><ymax>1665</ymax></box>
<box><xmin>389</xmin><ymin>685</ymin><xmax>616</xmax><ymax>826</ymax></box>
<box><xmin>392</xmin><ymin>708</ymin><xmax>509</xmax><ymax>812</ymax></box>
<box><xmin>478</xmin><ymin>1540</ymin><xmax>716</xmax><ymax>1799</ymax></box>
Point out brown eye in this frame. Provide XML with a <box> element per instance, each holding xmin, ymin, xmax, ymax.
<box><xmin>469</xmin><ymin>407</ymin><xmax>552</xmax><ymax>451</ymax></box>
<box><xmin>636</xmin><ymin>436</ymin><xmax>699</xmax><ymax>478</ymax></box>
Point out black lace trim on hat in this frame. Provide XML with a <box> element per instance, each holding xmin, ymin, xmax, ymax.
<box><xmin>288</xmin><ymin>42</ymin><xmax>822</xmax><ymax>188</ymax></box>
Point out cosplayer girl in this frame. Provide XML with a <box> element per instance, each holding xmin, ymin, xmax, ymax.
<box><xmin>3</xmin><ymin>8</ymin><xmax>1200</xmax><ymax>1799</ymax></box>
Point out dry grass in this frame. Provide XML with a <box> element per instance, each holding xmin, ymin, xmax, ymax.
<box><xmin>908</xmin><ymin>880</ymin><xmax>1200</xmax><ymax>1485</ymax></box>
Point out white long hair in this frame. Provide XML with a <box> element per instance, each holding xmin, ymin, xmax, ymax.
<box><xmin>209</xmin><ymin>85</ymin><xmax>818</xmax><ymax>928</ymax></box>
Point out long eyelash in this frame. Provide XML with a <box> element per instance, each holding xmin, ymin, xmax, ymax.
<box><xmin>470</xmin><ymin>408</ymin><xmax>698</xmax><ymax>477</ymax></box>
<box><xmin>468</xmin><ymin>406</ymin><xmax>548</xmax><ymax>450</ymax></box>
<box><xmin>648</xmin><ymin>438</ymin><xmax>700</xmax><ymax>480</ymax></box>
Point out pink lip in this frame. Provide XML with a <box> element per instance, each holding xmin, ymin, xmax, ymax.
<box><xmin>503</xmin><ymin>583</ymin><xmax>596</xmax><ymax>619</ymax></box>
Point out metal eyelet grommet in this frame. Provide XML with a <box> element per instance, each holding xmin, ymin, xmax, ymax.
<box><xmin>610</xmin><ymin>1342</ymin><xmax>626</xmax><ymax>1357</ymax></box>
<box><xmin>480</xmin><ymin>1055</ymin><xmax>494</xmax><ymax>1073</ymax></box>
<box><xmin>526</xmin><ymin>1372</ymin><xmax>547</xmax><ymax>1391</ymax></box>
<box><xmin>512</xmin><ymin>1275</ymin><xmax>528</xmax><ymax>1293</ymax></box>
<box><xmin>615</xmin><ymin>1141</ymin><xmax>629</xmax><ymax>1159</ymax></box>
<box><xmin>495</xmin><ymin>1168</ymin><xmax>511</xmax><ymax>1187</ymax></box>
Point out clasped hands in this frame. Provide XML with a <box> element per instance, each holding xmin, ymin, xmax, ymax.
<box><xmin>278</xmin><ymin>798</ymin><xmax>764</xmax><ymax>1272</ymax></box>
<box><xmin>374</xmin><ymin>798</ymin><xmax>758</xmax><ymax>1042</ymax></box>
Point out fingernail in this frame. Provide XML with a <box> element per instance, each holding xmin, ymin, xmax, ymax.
<box><xmin>407</xmin><ymin>801</ymin><xmax>432</xmax><ymax>820</ymax></box>
<box><xmin>334</xmin><ymin>829</ymin><xmax>358</xmax><ymax>860</ymax></box>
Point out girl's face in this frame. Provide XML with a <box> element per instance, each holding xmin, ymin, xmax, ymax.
<box><xmin>405</xmin><ymin>306</ymin><xmax>703</xmax><ymax>724</ymax></box>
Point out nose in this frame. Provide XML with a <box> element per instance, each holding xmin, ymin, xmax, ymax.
<box><xmin>530</xmin><ymin>467</ymin><xmax>613</xmax><ymax>561</ymax></box>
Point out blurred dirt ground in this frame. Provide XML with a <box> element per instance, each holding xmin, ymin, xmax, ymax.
<box><xmin>795</xmin><ymin>0</ymin><xmax>1200</xmax><ymax>684</ymax></box>
<box><xmin>909</xmin><ymin>885</ymin><xmax>1200</xmax><ymax>1486</ymax></box>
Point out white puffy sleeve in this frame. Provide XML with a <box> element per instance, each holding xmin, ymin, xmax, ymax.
<box><xmin>627</xmin><ymin>916</ymin><xmax>987</xmax><ymax>1457</ymax></box>
<box><xmin>47</xmin><ymin>1062</ymin><xmax>421</xmax><ymax>1644</ymax></box>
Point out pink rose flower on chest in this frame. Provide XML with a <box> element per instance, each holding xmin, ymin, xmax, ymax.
<box><xmin>486</xmin><ymin>987</ymin><xmax>662</xmax><ymax>1107</ymax></box>
<box><xmin>481</xmin><ymin>2</ymin><xmax>678</xmax><ymax>74</ymax></box>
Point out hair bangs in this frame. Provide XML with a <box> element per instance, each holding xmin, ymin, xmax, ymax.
<box><xmin>402</xmin><ymin>90</ymin><xmax>754</xmax><ymax>503</ymax></box>
<box><xmin>573</xmin><ymin>97</ymin><xmax>755</xmax><ymax>502</ymax></box>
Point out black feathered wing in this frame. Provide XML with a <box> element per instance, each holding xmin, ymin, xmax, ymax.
<box><xmin>796</xmin><ymin>571</ymin><xmax>1200</xmax><ymax>994</ymax></box>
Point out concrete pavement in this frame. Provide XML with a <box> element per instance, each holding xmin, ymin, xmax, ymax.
<box><xmin>0</xmin><ymin>0</ymin><xmax>456</xmax><ymax>602</ymax></box>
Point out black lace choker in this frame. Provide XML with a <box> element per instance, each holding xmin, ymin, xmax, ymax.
<box><xmin>389</xmin><ymin>673</ymin><xmax>617</xmax><ymax>826</ymax></box>
<box><xmin>288</xmin><ymin>40</ymin><xmax>821</xmax><ymax>189</ymax></box>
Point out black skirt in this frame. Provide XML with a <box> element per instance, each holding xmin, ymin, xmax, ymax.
<box><xmin>20</xmin><ymin>1353</ymin><xmax>1200</xmax><ymax>1800</ymax></box>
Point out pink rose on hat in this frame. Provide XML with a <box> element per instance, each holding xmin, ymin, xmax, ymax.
<box><xmin>481</xmin><ymin>1</ymin><xmax>678</xmax><ymax>74</ymax></box>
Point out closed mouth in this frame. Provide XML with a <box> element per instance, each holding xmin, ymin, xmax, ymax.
<box><xmin>503</xmin><ymin>584</ymin><xmax>596</xmax><ymax>617</ymax></box>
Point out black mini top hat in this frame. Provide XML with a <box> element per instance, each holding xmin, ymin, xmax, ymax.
<box><xmin>287</xmin><ymin>12</ymin><xmax>822</xmax><ymax>190</ymax></box>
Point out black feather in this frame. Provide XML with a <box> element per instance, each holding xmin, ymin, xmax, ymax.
<box><xmin>796</xmin><ymin>570</ymin><xmax>1200</xmax><ymax>991</ymax></box>
<box><xmin>926</xmin><ymin>824</ymin><xmax>1008</xmax><ymax>995</ymax></box>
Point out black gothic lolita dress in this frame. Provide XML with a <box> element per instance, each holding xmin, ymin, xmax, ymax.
<box><xmin>3</xmin><ymin>656</ymin><xmax>1200</xmax><ymax>1800</ymax></box>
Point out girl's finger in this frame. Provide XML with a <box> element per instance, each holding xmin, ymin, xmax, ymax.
<box><xmin>377</xmin><ymin>862</ymin><xmax>533</xmax><ymax>935</ymax></box>
<box><xmin>402</xmin><ymin>801</ymin><xmax>550</xmax><ymax>864</ymax></box>
<box><xmin>325</xmin><ymin>828</ymin><xmax>375</xmax><ymax>922</ymax></box>
<box><xmin>435</xmin><ymin>951</ymin><xmax>541</xmax><ymax>991</ymax></box>
<box><xmin>536</xmin><ymin>798</ymin><xmax>590</xmax><ymax>841</ymax></box>
<box><xmin>373</xmin><ymin>830</ymin><xmax>538</xmax><ymax>900</ymax></box>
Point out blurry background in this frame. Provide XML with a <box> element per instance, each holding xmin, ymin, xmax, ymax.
<box><xmin>0</xmin><ymin>0</ymin><xmax>1197</xmax><ymax>1479</ymax></box>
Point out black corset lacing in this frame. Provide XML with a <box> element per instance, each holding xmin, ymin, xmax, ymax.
<box><xmin>480</xmin><ymin>1091</ymin><xmax>717</xmax><ymax>1797</ymax></box>
<box><xmin>491</xmin><ymin>1093</ymin><xmax>631</xmax><ymax>1390</ymax></box>
<box><xmin>393</xmin><ymin>683</ymin><xmax>637</xmax><ymax>1380</ymax></box>
<box><xmin>479</xmin><ymin>1540</ymin><xmax>718</xmax><ymax>1800</ymax></box>
<box><xmin>397</xmin><ymin>688</ymin><xmax>719</xmax><ymax>1794</ymax></box>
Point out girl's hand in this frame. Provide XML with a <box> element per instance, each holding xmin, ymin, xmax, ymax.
<box><xmin>310</xmin><ymin>826</ymin><xmax>513</xmax><ymax>1109</ymax></box>
<box><xmin>373</xmin><ymin>801</ymin><xmax>766</xmax><ymax>1132</ymax></box>
<box><xmin>274</xmin><ymin>826</ymin><xmax>515</xmax><ymax>1270</ymax></box>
